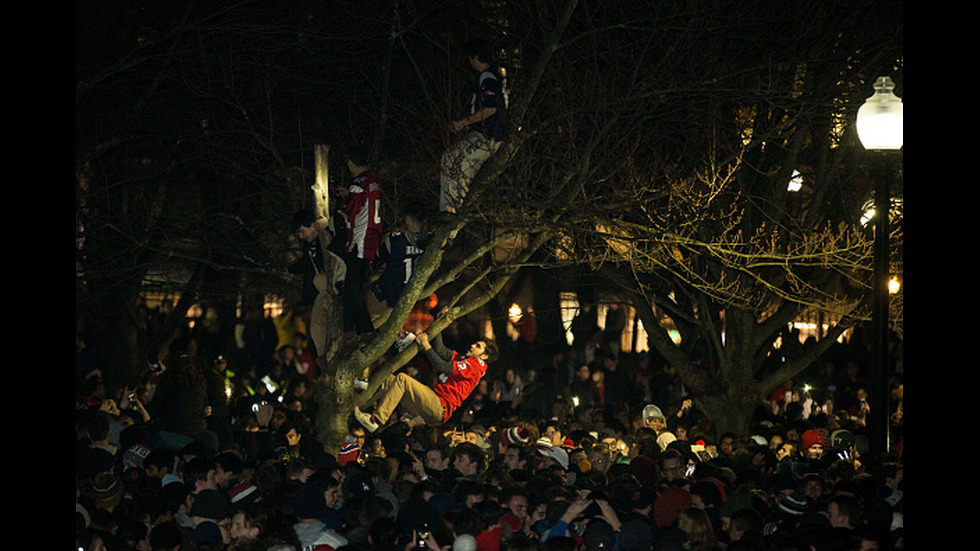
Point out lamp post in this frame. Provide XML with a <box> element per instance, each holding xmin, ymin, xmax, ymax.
<box><xmin>856</xmin><ymin>76</ymin><xmax>903</xmax><ymax>455</ymax></box>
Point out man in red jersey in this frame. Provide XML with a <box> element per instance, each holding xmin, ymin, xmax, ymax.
<box><xmin>354</xmin><ymin>326</ymin><xmax>498</xmax><ymax>432</ymax></box>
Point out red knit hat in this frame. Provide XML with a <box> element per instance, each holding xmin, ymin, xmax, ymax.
<box><xmin>653</xmin><ymin>487</ymin><xmax>692</xmax><ymax>528</ymax></box>
<box><xmin>801</xmin><ymin>430</ymin><xmax>825</xmax><ymax>451</ymax></box>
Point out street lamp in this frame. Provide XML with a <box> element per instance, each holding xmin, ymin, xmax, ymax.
<box><xmin>857</xmin><ymin>76</ymin><xmax>903</xmax><ymax>455</ymax></box>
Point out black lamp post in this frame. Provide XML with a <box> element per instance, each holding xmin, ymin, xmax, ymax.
<box><xmin>856</xmin><ymin>76</ymin><xmax>903</xmax><ymax>455</ymax></box>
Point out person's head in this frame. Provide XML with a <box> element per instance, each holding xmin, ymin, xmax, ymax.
<box><xmin>281</xmin><ymin>421</ymin><xmax>303</xmax><ymax>448</ymax></box>
<box><xmin>288</xmin><ymin>375</ymin><xmax>308</xmax><ymax>396</ymax></box>
<box><xmin>323</xmin><ymin>476</ymin><xmax>343</xmax><ymax>509</ymax></box>
<box><xmin>659</xmin><ymin>449</ymin><xmax>687</xmax><ymax>483</ymax></box>
<box><xmin>425</xmin><ymin>443</ymin><xmax>451</xmax><ymax>471</ymax></box>
<box><xmin>229</xmin><ymin>505</ymin><xmax>268</xmax><ymax>542</ymax></box>
<box><xmin>718</xmin><ymin>433</ymin><xmax>737</xmax><ymax>456</ymax></box>
<box><xmin>543</xmin><ymin>424</ymin><xmax>564</xmax><ymax>447</ymax></box>
<box><xmin>800</xmin><ymin>430</ymin><xmax>825</xmax><ymax>461</ymax></box>
<box><xmin>183</xmin><ymin>457</ymin><xmax>218</xmax><ymax>493</ymax></box>
<box><xmin>677</xmin><ymin>507</ymin><xmax>717</xmax><ymax>548</ymax></box>
<box><xmin>467</xmin><ymin>338</ymin><xmax>498</xmax><ymax>363</ymax></box>
<box><xmin>269</xmin><ymin>406</ymin><xmax>290</xmax><ymax>431</ymax></box>
<box><xmin>292</xmin><ymin>208</ymin><xmax>318</xmax><ymax>243</ymax></box>
<box><xmin>801</xmin><ymin>473</ymin><xmax>826</xmax><ymax>502</ymax></box>
<box><xmin>586</xmin><ymin>443</ymin><xmax>612</xmax><ymax>474</ymax></box>
<box><xmin>827</xmin><ymin>494</ymin><xmax>861</xmax><ymax>529</ymax></box>
<box><xmin>642</xmin><ymin>404</ymin><xmax>666</xmax><ymax>432</ymax></box>
<box><xmin>347</xmin><ymin>144</ymin><xmax>370</xmax><ymax>174</ymax></box>
<box><xmin>463</xmin><ymin>39</ymin><xmax>492</xmax><ymax>70</ymax></box>
<box><xmin>403</xmin><ymin>202</ymin><xmax>427</xmax><ymax>232</ymax></box>
<box><xmin>727</xmin><ymin>507</ymin><xmax>764</xmax><ymax>542</ymax></box>
<box><xmin>144</xmin><ymin>448</ymin><xmax>179</xmax><ymax>479</ymax></box>
<box><xmin>349</xmin><ymin>424</ymin><xmax>367</xmax><ymax>449</ymax></box>
<box><xmin>214</xmin><ymin>451</ymin><xmax>244</xmax><ymax>488</ymax></box>
<box><xmin>503</xmin><ymin>444</ymin><xmax>529</xmax><ymax>472</ymax></box>
<box><xmin>501</xmin><ymin>487</ymin><xmax>529</xmax><ymax>522</ymax></box>
<box><xmin>453</xmin><ymin>442</ymin><xmax>486</xmax><ymax>476</ymax></box>
<box><xmin>776</xmin><ymin>442</ymin><xmax>795</xmax><ymax>462</ymax></box>
<box><xmin>454</xmin><ymin>479</ymin><xmax>485</xmax><ymax>509</ymax></box>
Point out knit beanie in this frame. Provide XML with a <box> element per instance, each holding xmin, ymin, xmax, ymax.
<box><xmin>228</xmin><ymin>481</ymin><xmax>262</xmax><ymax>511</ymax></box>
<box><xmin>500</xmin><ymin>427</ymin><xmax>530</xmax><ymax>448</ymax></box>
<box><xmin>777</xmin><ymin>493</ymin><xmax>809</xmax><ymax>516</ymax></box>
<box><xmin>653</xmin><ymin>487</ymin><xmax>692</xmax><ymax>528</ymax></box>
<box><xmin>338</xmin><ymin>437</ymin><xmax>360</xmax><ymax>467</ymax></box>
<box><xmin>801</xmin><ymin>430</ymin><xmax>824</xmax><ymax>451</ymax></box>
<box><xmin>629</xmin><ymin>455</ymin><xmax>659</xmax><ymax>488</ymax></box>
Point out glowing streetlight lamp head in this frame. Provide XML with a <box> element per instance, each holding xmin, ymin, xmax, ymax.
<box><xmin>857</xmin><ymin>76</ymin><xmax>904</xmax><ymax>150</ymax></box>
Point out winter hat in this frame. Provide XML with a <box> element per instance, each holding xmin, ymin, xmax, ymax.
<box><xmin>191</xmin><ymin>521</ymin><xmax>223</xmax><ymax>547</ymax></box>
<box><xmin>630</xmin><ymin>455</ymin><xmax>659</xmax><ymax>488</ymax></box>
<box><xmin>656</xmin><ymin>431</ymin><xmax>677</xmax><ymax>451</ymax></box>
<box><xmin>500</xmin><ymin>427</ymin><xmax>530</xmax><ymax>448</ymax></box>
<box><xmin>338</xmin><ymin>437</ymin><xmax>360</xmax><ymax>467</ymax></box>
<box><xmin>801</xmin><ymin>430</ymin><xmax>825</xmax><ymax>451</ymax></box>
<box><xmin>228</xmin><ymin>481</ymin><xmax>262</xmax><ymax>511</ymax></box>
<box><xmin>777</xmin><ymin>493</ymin><xmax>809</xmax><ymax>516</ymax></box>
<box><xmin>800</xmin><ymin>473</ymin><xmax>826</xmax><ymax>492</ymax></box>
<box><xmin>653</xmin><ymin>487</ymin><xmax>692</xmax><ymax>528</ymax></box>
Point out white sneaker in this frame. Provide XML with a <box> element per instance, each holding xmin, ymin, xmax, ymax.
<box><xmin>353</xmin><ymin>406</ymin><xmax>379</xmax><ymax>432</ymax></box>
<box><xmin>353</xmin><ymin>378</ymin><xmax>369</xmax><ymax>391</ymax></box>
<box><xmin>395</xmin><ymin>330</ymin><xmax>416</xmax><ymax>352</ymax></box>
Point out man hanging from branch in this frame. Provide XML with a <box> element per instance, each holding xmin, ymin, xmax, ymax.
<box><xmin>353</xmin><ymin>314</ymin><xmax>498</xmax><ymax>432</ymax></box>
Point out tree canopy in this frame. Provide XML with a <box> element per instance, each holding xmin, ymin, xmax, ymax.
<box><xmin>76</xmin><ymin>0</ymin><xmax>903</xmax><ymax>446</ymax></box>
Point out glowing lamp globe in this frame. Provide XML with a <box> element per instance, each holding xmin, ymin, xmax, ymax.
<box><xmin>857</xmin><ymin>76</ymin><xmax>904</xmax><ymax>150</ymax></box>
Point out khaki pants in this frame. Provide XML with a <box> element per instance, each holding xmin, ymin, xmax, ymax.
<box><xmin>439</xmin><ymin>131</ymin><xmax>500</xmax><ymax>213</ymax></box>
<box><xmin>372</xmin><ymin>372</ymin><xmax>445</xmax><ymax>425</ymax></box>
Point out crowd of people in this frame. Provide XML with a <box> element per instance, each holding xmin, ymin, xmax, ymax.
<box><xmin>75</xmin><ymin>308</ymin><xmax>904</xmax><ymax>551</ymax></box>
<box><xmin>75</xmin><ymin>37</ymin><xmax>903</xmax><ymax>551</ymax></box>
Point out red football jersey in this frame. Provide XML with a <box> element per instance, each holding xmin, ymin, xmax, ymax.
<box><xmin>343</xmin><ymin>170</ymin><xmax>383</xmax><ymax>260</ymax></box>
<box><xmin>433</xmin><ymin>352</ymin><xmax>487</xmax><ymax>422</ymax></box>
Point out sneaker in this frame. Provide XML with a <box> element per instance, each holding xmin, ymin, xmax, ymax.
<box><xmin>395</xmin><ymin>330</ymin><xmax>416</xmax><ymax>352</ymax></box>
<box><xmin>353</xmin><ymin>406</ymin><xmax>379</xmax><ymax>432</ymax></box>
<box><xmin>353</xmin><ymin>378</ymin><xmax>369</xmax><ymax>391</ymax></box>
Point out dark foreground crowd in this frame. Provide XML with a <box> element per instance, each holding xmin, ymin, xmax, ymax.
<box><xmin>75</xmin><ymin>331</ymin><xmax>904</xmax><ymax>551</ymax></box>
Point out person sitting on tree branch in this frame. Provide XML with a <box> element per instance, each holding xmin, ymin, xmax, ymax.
<box><xmin>354</xmin><ymin>319</ymin><xmax>498</xmax><ymax>432</ymax></box>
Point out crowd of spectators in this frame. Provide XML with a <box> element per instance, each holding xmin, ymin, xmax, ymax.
<box><xmin>76</xmin><ymin>318</ymin><xmax>903</xmax><ymax>551</ymax></box>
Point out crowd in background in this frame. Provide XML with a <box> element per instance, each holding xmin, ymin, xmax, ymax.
<box><xmin>75</xmin><ymin>307</ymin><xmax>904</xmax><ymax>551</ymax></box>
